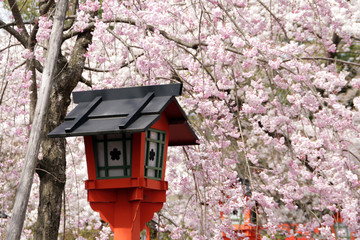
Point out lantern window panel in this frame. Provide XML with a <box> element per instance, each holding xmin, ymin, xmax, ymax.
<box><xmin>93</xmin><ymin>134</ymin><xmax>132</xmax><ymax>179</ymax></box>
<box><xmin>230</xmin><ymin>208</ymin><xmax>245</xmax><ymax>225</ymax></box>
<box><xmin>144</xmin><ymin>129</ymin><xmax>166</xmax><ymax>180</ymax></box>
<box><xmin>334</xmin><ymin>222</ymin><xmax>351</xmax><ymax>240</ymax></box>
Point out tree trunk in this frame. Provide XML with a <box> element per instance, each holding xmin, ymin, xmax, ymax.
<box><xmin>34</xmin><ymin>137</ymin><xmax>66</xmax><ymax>239</ymax></box>
<box><xmin>6</xmin><ymin>0</ymin><xmax>68</xmax><ymax>238</ymax></box>
<box><xmin>33</xmin><ymin>30</ymin><xmax>93</xmax><ymax>239</ymax></box>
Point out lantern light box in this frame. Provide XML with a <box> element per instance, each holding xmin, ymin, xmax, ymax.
<box><xmin>49</xmin><ymin>83</ymin><xmax>198</xmax><ymax>240</ymax></box>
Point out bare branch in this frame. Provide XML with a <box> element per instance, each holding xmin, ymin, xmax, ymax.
<box><xmin>0</xmin><ymin>43</ymin><xmax>21</xmax><ymax>53</ymax></box>
<box><xmin>79</xmin><ymin>76</ymin><xmax>92</xmax><ymax>87</ymax></box>
<box><xmin>157</xmin><ymin>213</ymin><xmax>179</xmax><ymax>227</ymax></box>
<box><xmin>0</xmin><ymin>81</ymin><xmax>8</xmax><ymax>106</ymax></box>
<box><xmin>0</xmin><ymin>20</ymin><xmax>33</xmax><ymax>29</ymax></box>
<box><xmin>34</xmin><ymin>59</ymin><xmax>44</xmax><ymax>73</ymax></box>
<box><xmin>217</xmin><ymin>3</ymin><xmax>251</xmax><ymax>46</ymax></box>
<box><xmin>62</xmin><ymin>23</ymin><xmax>95</xmax><ymax>41</ymax></box>
<box><xmin>13</xmin><ymin>60</ymin><xmax>27</xmax><ymax>70</ymax></box>
<box><xmin>27</xmin><ymin>58</ymin><xmax>37</xmax><ymax>123</ymax></box>
<box><xmin>35</xmin><ymin>168</ymin><xmax>66</xmax><ymax>183</ymax></box>
<box><xmin>177</xmin><ymin>44</ymin><xmax>217</xmax><ymax>83</ymax></box>
<box><xmin>63</xmin><ymin>17</ymin><xmax>206</xmax><ymax>48</ymax></box>
<box><xmin>342</xmin><ymin>149</ymin><xmax>360</xmax><ymax>163</ymax></box>
<box><xmin>0</xmin><ymin>19</ymin><xmax>28</xmax><ymax>47</ymax></box>
<box><xmin>6</xmin><ymin>0</ymin><xmax>29</xmax><ymax>39</ymax></box>
<box><xmin>84</xmin><ymin>66</ymin><xmax>110</xmax><ymax>72</ymax></box>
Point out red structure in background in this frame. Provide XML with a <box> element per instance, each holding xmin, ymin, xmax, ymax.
<box><xmin>223</xmin><ymin>207</ymin><xmax>261</xmax><ymax>240</ymax></box>
<box><xmin>220</xmin><ymin>179</ymin><xmax>354</xmax><ymax>240</ymax></box>
<box><xmin>279</xmin><ymin>213</ymin><xmax>354</xmax><ymax>240</ymax></box>
<box><xmin>221</xmin><ymin>178</ymin><xmax>261</xmax><ymax>240</ymax></box>
<box><xmin>49</xmin><ymin>84</ymin><xmax>198</xmax><ymax>240</ymax></box>
<box><xmin>223</xmin><ymin>209</ymin><xmax>354</xmax><ymax>240</ymax></box>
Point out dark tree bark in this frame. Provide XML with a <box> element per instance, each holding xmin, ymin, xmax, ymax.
<box><xmin>34</xmin><ymin>30</ymin><xmax>93</xmax><ymax>239</ymax></box>
<box><xmin>2</xmin><ymin>0</ymin><xmax>93</xmax><ymax>236</ymax></box>
<box><xmin>4</xmin><ymin>0</ymin><xmax>75</xmax><ymax>238</ymax></box>
<box><xmin>2</xmin><ymin>2</ymin><xmax>93</xmax><ymax>238</ymax></box>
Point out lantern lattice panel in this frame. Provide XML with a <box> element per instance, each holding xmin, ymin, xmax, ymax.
<box><xmin>93</xmin><ymin>134</ymin><xmax>132</xmax><ymax>179</ymax></box>
<box><xmin>144</xmin><ymin>129</ymin><xmax>166</xmax><ymax>180</ymax></box>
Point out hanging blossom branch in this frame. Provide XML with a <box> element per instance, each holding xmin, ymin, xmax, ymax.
<box><xmin>105</xmin><ymin>9</ymin><xmax>294</xmax><ymax>78</ymax></box>
<box><xmin>82</xmin><ymin>52</ymin><xmax>145</xmax><ymax>88</ymax></box>
<box><xmin>298</xmin><ymin>56</ymin><xmax>360</xmax><ymax>67</ymax></box>
<box><xmin>256</xmin><ymin>0</ymin><xmax>290</xmax><ymax>42</ymax></box>
<box><xmin>62</xmin><ymin>14</ymin><xmax>258</xmax><ymax>62</ymax></box>
<box><xmin>84</xmin><ymin>53</ymin><xmax>144</xmax><ymax>73</ymax></box>
<box><xmin>104</xmin><ymin>17</ymin><xmax>205</xmax><ymax>49</ymax></box>
<box><xmin>106</xmin><ymin>28</ymin><xmax>139</xmax><ymax>60</ymax></box>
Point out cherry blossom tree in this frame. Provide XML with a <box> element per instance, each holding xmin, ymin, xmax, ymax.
<box><xmin>1</xmin><ymin>0</ymin><xmax>94</xmax><ymax>238</ymax></box>
<box><xmin>1</xmin><ymin>0</ymin><xmax>360</xmax><ymax>239</ymax></box>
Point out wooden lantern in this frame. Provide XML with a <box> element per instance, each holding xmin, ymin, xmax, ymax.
<box><xmin>49</xmin><ymin>84</ymin><xmax>198</xmax><ymax>240</ymax></box>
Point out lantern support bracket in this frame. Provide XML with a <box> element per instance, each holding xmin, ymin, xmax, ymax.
<box><xmin>119</xmin><ymin>92</ymin><xmax>154</xmax><ymax>129</ymax></box>
<box><xmin>65</xmin><ymin>96</ymin><xmax>102</xmax><ymax>132</ymax></box>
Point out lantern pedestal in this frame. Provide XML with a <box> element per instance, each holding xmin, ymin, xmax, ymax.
<box><xmin>87</xmin><ymin>185</ymin><xmax>167</xmax><ymax>240</ymax></box>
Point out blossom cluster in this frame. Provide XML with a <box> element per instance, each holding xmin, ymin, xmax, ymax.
<box><xmin>2</xmin><ymin>0</ymin><xmax>360</xmax><ymax>239</ymax></box>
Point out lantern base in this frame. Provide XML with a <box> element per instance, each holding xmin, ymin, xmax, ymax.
<box><xmin>88</xmin><ymin>188</ymin><xmax>166</xmax><ymax>240</ymax></box>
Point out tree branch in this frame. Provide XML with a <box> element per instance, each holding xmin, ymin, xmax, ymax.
<box><xmin>256</xmin><ymin>0</ymin><xmax>290</xmax><ymax>42</ymax></box>
<box><xmin>177</xmin><ymin>44</ymin><xmax>217</xmax><ymax>83</ymax></box>
<box><xmin>79</xmin><ymin>76</ymin><xmax>92</xmax><ymax>87</ymax></box>
<box><xmin>63</xmin><ymin>0</ymin><xmax>79</xmax><ymax>31</ymax></box>
<box><xmin>0</xmin><ymin>81</ymin><xmax>8</xmax><ymax>106</ymax></box>
<box><xmin>0</xmin><ymin>20</ymin><xmax>33</xmax><ymax>29</ymax></box>
<box><xmin>298</xmin><ymin>57</ymin><xmax>360</xmax><ymax>68</ymax></box>
<box><xmin>35</xmin><ymin>167</ymin><xmax>66</xmax><ymax>183</ymax></box>
<box><xmin>63</xmin><ymin>16</ymin><xmax>207</xmax><ymax>50</ymax></box>
<box><xmin>6</xmin><ymin>0</ymin><xmax>29</xmax><ymax>39</ymax></box>
<box><xmin>34</xmin><ymin>59</ymin><xmax>44</xmax><ymax>73</ymax></box>
<box><xmin>83</xmin><ymin>66</ymin><xmax>110</xmax><ymax>72</ymax></box>
<box><xmin>217</xmin><ymin>3</ymin><xmax>251</xmax><ymax>46</ymax></box>
<box><xmin>0</xmin><ymin>19</ymin><xmax>28</xmax><ymax>47</ymax></box>
<box><xmin>39</xmin><ymin>0</ymin><xmax>55</xmax><ymax>16</ymax></box>
<box><xmin>14</xmin><ymin>60</ymin><xmax>27</xmax><ymax>70</ymax></box>
<box><xmin>111</xmin><ymin>18</ymin><xmax>206</xmax><ymax>49</ymax></box>
<box><xmin>0</xmin><ymin>43</ymin><xmax>21</xmax><ymax>53</ymax></box>
<box><xmin>62</xmin><ymin>23</ymin><xmax>95</xmax><ymax>41</ymax></box>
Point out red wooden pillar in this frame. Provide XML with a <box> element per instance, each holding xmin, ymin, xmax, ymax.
<box><xmin>145</xmin><ymin>225</ymin><xmax>151</xmax><ymax>240</ymax></box>
<box><xmin>88</xmin><ymin>189</ymin><xmax>164</xmax><ymax>240</ymax></box>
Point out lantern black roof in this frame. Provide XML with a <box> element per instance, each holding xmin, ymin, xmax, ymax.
<box><xmin>48</xmin><ymin>83</ymin><xmax>198</xmax><ymax>146</ymax></box>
